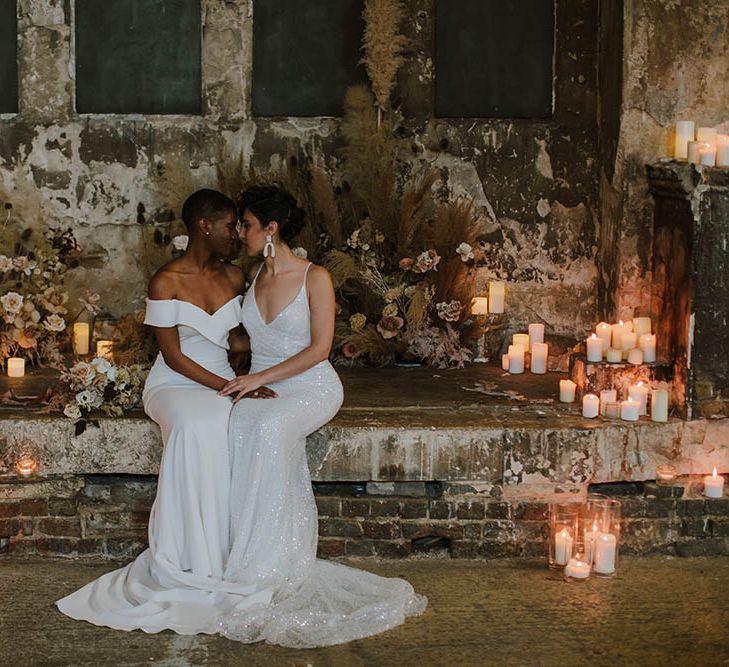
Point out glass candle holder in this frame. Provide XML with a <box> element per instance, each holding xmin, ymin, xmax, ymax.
<box><xmin>656</xmin><ymin>464</ymin><xmax>678</xmax><ymax>486</ymax></box>
<box><xmin>548</xmin><ymin>503</ymin><xmax>579</xmax><ymax>569</ymax></box>
<box><xmin>15</xmin><ymin>456</ymin><xmax>38</xmax><ymax>479</ymax></box>
<box><xmin>587</xmin><ymin>498</ymin><xmax>621</xmax><ymax>577</ymax></box>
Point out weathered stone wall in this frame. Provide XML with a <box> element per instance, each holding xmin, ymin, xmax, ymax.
<box><xmin>0</xmin><ymin>0</ymin><xmax>600</xmax><ymax>339</ymax></box>
<box><xmin>600</xmin><ymin>0</ymin><xmax>729</xmax><ymax>319</ymax></box>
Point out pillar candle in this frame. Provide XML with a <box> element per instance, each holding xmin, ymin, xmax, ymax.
<box><xmin>554</xmin><ymin>527</ymin><xmax>573</xmax><ymax>566</ymax></box>
<box><xmin>629</xmin><ymin>381</ymin><xmax>649</xmax><ymax>415</ymax></box>
<box><xmin>593</xmin><ymin>532</ymin><xmax>617</xmax><ymax>574</ymax></box>
<box><xmin>674</xmin><ymin>120</ymin><xmax>695</xmax><ymax>159</ymax></box>
<box><xmin>586</xmin><ymin>334</ymin><xmax>603</xmax><ymax>362</ymax></box>
<box><xmin>627</xmin><ymin>348</ymin><xmax>644</xmax><ymax>365</ymax></box>
<box><xmin>639</xmin><ymin>333</ymin><xmax>656</xmax><ymax>363</ymax></box>
<box><xmin>488</xmin><ymin>281</ymin><xmax>505</xmax><ymax>314</ymax></box>
<box><xmin>584</xmin><ymin>521</ymin><xmax>599</xmax><ymax>564</ymax></box>
<box><xmin>559</xmin><ymin>379</ymin><xmax>576</xmax><ymax>403</ymax></box>
<box><xmin>513</xmin><ymin>333</ymin><xmax>530</xmax><ymax>349</ymax></box>
<box><xmin>699</xmin><ymin>145</ymin><xmax>717</xmax><ymax>167</ymax></box>
<box><xmin>697</xmin><ymin>127</ymin><xmax>718</xmax><ymax>144</ymax></box>
<box><xmin>687</xmin><ymin>141</ymin><xmax>701</xmax><ymax>164</ymax></box>
<box><xmin>717</xmin><ymin>135</ymin><xmax>729</xmax><ymax>167</ymax></box>
<box><xmin>611</xmin><ymin>321</ymin><xmax>627</xmax><ymax>348</ymax></box>
<box><xmin>704</xmin><ymin>468</ymin><xmax>725</xmax><ymax>498</ymax></box>
<box><xmin>651</xmin><ymin>388</ymin><xmax>669</xmax><ymax>422</ymax></box>
<box><xmin>582</xmin><ymin>394</ymin><xmax>599</xmax><ymax>418</ymax></box>
<box><xmin>620</xmin><ymin>398</ymin><xmax>640</xmax><ymax>421</ymax></box>
<box><xmin>471</xmin><ymin>296</ymin><xmax>489</xmax><ymax>315</ymax></box>
<box><xmin>508</xmin><ymin>344</ymin><xmax>525</xmax><ymax>374</ymax></box>
<box><xmin>564</xmin><ymin>558</ymin><xmax>591</xmax><ymax>579</ymax></box>
<box><xmin>7</xmin><ymin>357</ymin><xmax>25</xmax><ymax>378</ymax></box>
<box><xmin>623</xmin><ymin>320</ymin><xmax>634</xmax><ymax>333</ymax></box>
<box><xmin>96</xmin><ymin>340</ymin><xmax>114</xmax><ymax>360</ymax></box>
<box><xmin>73</xmin><ymin>322</ymin><xmax>90</xmax><ymax>355</ymax></box>
<box><xmin>596</xmin><ymin>322</ymin><xmax>612</xmax><ymax>352</ymax></box>
<box><xmin>528</xmin><ymin>323</ymin><xmax>544</xmax><ymax>345</ymax></box>
<box><xmin>633</xmin><ymin>317</ymin><xmax>651</xmax><ymax>335</ymax></box>
<box><xmin>620</xmin><ymin>332</ymin><xmax>637</xmax><ymax>354</ymax></box>
<box><xmin>606</xmin><ymin>347</ymin><xmax>622</xmax><ymax>363</ymax></box>
<box><xmin>600</xmin><ymin>389</ymin><xmax>617</xmax><ymax>415</ymax></box>
<box><xmin>530</xmin><ymin>343</ymin><xmax>548</xmax><ymax>374</ymax></box>
<box><xmin>501</xmin><ymin>353</ymin><xmax>510</xmax><ymax>371</ymax></box>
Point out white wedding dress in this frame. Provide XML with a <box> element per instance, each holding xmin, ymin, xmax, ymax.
<box><xmin>215</xmin><ymin>263</ymin><xmax>426</xmax><ymax>647</ymax></box>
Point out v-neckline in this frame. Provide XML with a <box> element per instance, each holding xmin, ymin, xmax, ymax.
<box><xmin>148</xmin><ymin>295</ymin><xmax>240</xmax><ymax>317</ymax></box>
<box><xmin>252</xmin><ymin>265</ymin><xmax>310</xmax><ymax>326</ymax></box>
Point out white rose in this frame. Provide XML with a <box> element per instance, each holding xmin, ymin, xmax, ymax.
<box><xmin>91</xmin><ymin>357</ymin><xmax>117</xmax><ymax>381</ymax></box>
<box><xmin>63</xmin><ymin>403</ymin><xmax>82</xmax><ymax>420</ymax></box>
<box><xmin>456</xmin><ymin>242</ymin><xmax>474</xmax><ymax>262</ymax></box>
<box><xmin>382</xmin><ymin>303</ymin><xmax>399</xmax><ymax>318</ymax></box>
<box><xmin>291</xmin><ymin>246</ymin><xmax>308</xmax><ymax>259</ymax></box>
<box><xmin>172</xmin><ymin>235</ymin><xmax>189</xmax><ymax>251</ymax></box>
<box><xmin>43</xmin><ymin>313</ymin><xmax>66</xmax><ymax>332</ymax></box>
<box><xmin>75</xmin><ymin>389</ymin><xmax>95</xmax><ymax>408</ymax></box>
<box><xmin>1</xmin><ymin>291</ymin><xmax>24</xmax><ymax>314</ymax></box>
<box><xmin>0</xmin><ymin>255</ymin><xmax>12</xmax><ymax>272</ymax></box>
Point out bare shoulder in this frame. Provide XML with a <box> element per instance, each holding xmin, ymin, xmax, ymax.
<box><xmin>222</xmin><ymin>262</ymin><xmax>246</xmax><ymax>293</ymax></box>
<box><xmin>148</xmin><ymin>261</ymin><xmax>183</xmax><ymax>300</ymax></box>
<box><xmin>306</xmin><ymin>264</ymin><xmax>333</xmax><ymax>290</ymax></box>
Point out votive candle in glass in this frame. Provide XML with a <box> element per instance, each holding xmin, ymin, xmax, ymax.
<box><xmin>600</xmin><ymin>389</ymin><xmax>617</xmax><ymax>416</ymax></box>
<box><xmin>704</xmin><ymin>468</ymin><xmax>725</xmax><ymax>498</ymax></box>
<box><xmin>15</xmin><ymin>456</ymin><xmax>38</xmax><ymax>479</ymax></box>
<box><xmin>655</xmin><ymin>464</ymin><xmax>677</xmax><ymax>486</ymax></box>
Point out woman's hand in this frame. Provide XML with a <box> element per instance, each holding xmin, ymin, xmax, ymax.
<box><xmin>219</xmin><ymin>373</ymin><xmax>277</xmax><ymax>402</ymax></box>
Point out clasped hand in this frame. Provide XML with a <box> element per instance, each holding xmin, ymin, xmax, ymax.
<box><xmin>219</xmin><ymin>373</ymin><xmax>277</xmax><ymax>402</ymax></box>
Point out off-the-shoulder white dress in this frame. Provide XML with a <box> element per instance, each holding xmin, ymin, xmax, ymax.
<box><xmin>55</xmin><ymin>296</ymin><xmax>272</xmax><ymax>634</ymax></box>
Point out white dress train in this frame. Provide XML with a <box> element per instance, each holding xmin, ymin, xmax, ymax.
<box><xmin>215</xmin><ymin>263</ymin><xmax>426</xmax><ymax>647</ymax></box>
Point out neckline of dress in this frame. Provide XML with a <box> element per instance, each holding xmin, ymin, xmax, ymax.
<box><xmin>146</xmin><ymin>295</ymin><xmax>241</xmax><ymax>317</ymax></box>
<box><xmin>252</xmin><ymin>263</ymin><xmax>311</xmax><ymax>326</ymax></box>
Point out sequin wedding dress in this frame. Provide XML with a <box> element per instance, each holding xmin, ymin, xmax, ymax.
<box><xmin>215</xmin><ymin>263</ymin><xmax>426</xmax><ymax>647</ymax></box>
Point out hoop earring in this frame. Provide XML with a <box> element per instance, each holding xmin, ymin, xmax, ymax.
<box><xmin>263</xmin><ymin>234</ymin><xmax>276</xmax><ymax>258</ymax></box>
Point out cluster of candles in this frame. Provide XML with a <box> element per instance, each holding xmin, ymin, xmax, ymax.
<box><xmin>560</xmin><ymin>379</ymin><xmax>669</xmax><ymax>423</ymax></box>
<box><xmin>5</xmin><ymin>325</ymin><xmax>114</xmax><ymax>378</ymax></box>
<box><xmin>555</xmin><ymin>523</ymin><xmax>617</xmax><ymax>579</ymax></box>
<box><xmin>500</xmin><ymin>324</ymin><xmax>547</xmax><ymax>374</ymax></box>
<box><xmin>586</xmin><ymin>317</ymin><xmax>656</xmax><ymax>366</ymax></box>
<box><xmin>471</xmin><ymin>281</ymin><xmax>506</xmax><ymax>316</ymax></box>
<box><xmin>674</xmin><ymin>121</ymin><xmax>729</xmax><ymax>167</ymax></box>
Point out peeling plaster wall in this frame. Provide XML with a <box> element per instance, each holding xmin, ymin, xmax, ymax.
<box><xmin>602</xmin><ymin>0</ymin><xmax>729</xmax><ymax>320</ymax></box>
<box><xmin>0</xmin><ymin>0</ymin><xmax>600</xmax><ymax>338</ymax></box>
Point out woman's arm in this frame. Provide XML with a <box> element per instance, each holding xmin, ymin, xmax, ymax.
<box><xmin>227</xmin><ymin>325</ymin><xmax>251</xmax><ymax>353</ymax></box>
<box><xmin>219</xmin><ymin>266</ymin><xmax>335</xmax><ymax>401</ymax></box>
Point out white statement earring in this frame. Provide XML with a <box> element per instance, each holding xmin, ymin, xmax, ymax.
<box><xmin>263</xmin><ymin>234</ymin><xmax>276</xmax><ymax>258</ymax></box>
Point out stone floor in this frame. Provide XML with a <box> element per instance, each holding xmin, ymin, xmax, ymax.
<box><xmin>2</xmin><ymin>556</ymin><xmax>728</xmax><ymax>666</ymax></box>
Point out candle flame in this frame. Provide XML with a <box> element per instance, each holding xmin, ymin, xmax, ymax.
<box><xmin>713</xmin><ymin>467</ymin><xmax>718</xmax><ymax>479</ymax></box>
<box><xmin>592</xmin><ymin>521</ymin><xmax>598</xmax><ymax>532</ymax></box>
<box><xmin>637</xmin><ymin>381</ymin><xmax>644</xmax><ymax>387</ymax></box>
<box><xmin>558</xmin><ymin>528</ymin><xmax>571</xmax><ymax>538</ymax></box>
<box><xmin>619</xmin><ymin>320</ymin><xmax>624</xmax><ymax>325</ymax></box>
<box><xmin>627</xmin><ymin>397</ymin><xmax>635</xmax><ymax>403</ymax></box>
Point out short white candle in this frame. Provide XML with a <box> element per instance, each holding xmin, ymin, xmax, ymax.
<box><xmin>586</xmin><ymin>334</ymin><xmax>603</xmax><ymax>362</ymax></box>
<box><xmin>530</xmin><ymin>343</ymin><xmax>548</xmax><ymax>374</ymax></box>
<box><xmin>704</xmin><ymin>468</ymin><xmax>725</xmax><ymax>498</ymax></box>
<box><xmin>611</xmin><ymin>320</ymin><xmax>627</xmax><ymax>348</ymax></box>
<box><xmin>674</xmin><ymin>120</ymin><xmax>695</xmax><ymax>159</ymax></box>
<box><xmin>623</xmin><ymin>320</ymin><xmax>634</xmax><ymax>333</ymax></box>
<box><xmin>582</xmin><ymin>393</ymin><xmax>599</xmax><ymax>418</ymax></box>
<box><xmin>651</xmin><ymin>388</ymin><xmax>669</xmax><ymax>422</ymax></box>
<box><xmin>697</xmin><ymin>127</ymin><xmax>718</xmax><ymax>144</ymax></box>
<box><xmin>687</xmin><ymin>140</ymin><xmax>701</xmax><ymax>164</ymax></box>
<box><xmin>73</xmin><ymin>322</ymin><xmax>90</xmax><ymax>355</ymax></box>
<box><xmin>594</xmin><ymin>532</ymin><xmax>617</xmax><ymax>574</ymax></box>
<box><xmin>528</xmin><ymin>323</ymin><xmax>544</xmax><ymax>345</ymax></box>
<box><xmin>633</xmin><ymin>317</ymin><xmax>651</xmax><ymax>335</ymax></box>
<box><xmin>717</xmin><ymin>135</ymin><xmax>729</xmax><ymax>167</ymax></box>
<box><xmin>600</xmin><ymin>389</ymin><xmax>617</xmax><ymax>416</ymax></box>
<box><xmin>559</xmin><ymin>379</ymin><xmax>576</xmax><ymax>403</ymax></box>
<box><xmin>620</xmin><ymin>397</ymin><xmax>640</xmax><ymax>421</ymax></box>
<box><xmin>513</xmin><ymin>333</ymin><xmax>530</xmax><ymax>350</ymax></box>
<box><xmin>627</xmin><ymin>348</ymin><xmax>644</xmax><ymax>365</ymax></box>
<box><xmin>564</xmin><ymin>557</ymin><xmax>591</xmax><ymax>579</ymax></box>
<box><xmin>554</xmin><ymin>527</ymin><xmax>573</xmax><ymax>566</ymax></box>
<box><xmin>501</xmin><ymin>353</ymin><xmax>510</xmax><ymax>371</ymax></box>
<box><xmin>488</xmin><ymin>281</ymin><xmax>505</xmax><ymax>314</ymax></box>
<box><xmin>606</xmin><ymin>347</ymin><xmax>622</xmax><ymax>363</ymax></box>
<box><xmin>96</xmin><ymin>340</ymin><xmax>114</xmax><ymax>360</ymax></box>
<box><xmin>508</xmin><ymin>344</ymin><xmax>525</xmax><ymax>374</ymax></box>
<box><xmin>620</xmin><ymin>331</ymin><xmax>637</xmax><ymax>354</ymax></box>
<box><xmin>471</xmin><ymin>296</ymin><xmax>489</xmax><ymax>315</ymax></box>
<box><xmin>596</xmin><ymin>322</ymin><xmax>612</xmax><ymax>353</ymax></box>
<box><xmin>639</xmin><ymin>333</ymin><xmax>656</xmax><ymax>363</ymax></box>
<box><xmin>7</xmin><ymin>357</ymin><xmax>25</xmax><ymax>378</ymax></box>
<box><xmin>584</xmin><ymin>521</ymin><xmax>599</xmax><ymax>563</ymax></box>
<box><xmin>629</xmin><ymin>381</ymin><xmax>649</xmax><ymax>415</ymax></box>
<box><xmin>699</xmin><ymin>145</ymin><xmax>717</xmax><ymax>167</ymax></box>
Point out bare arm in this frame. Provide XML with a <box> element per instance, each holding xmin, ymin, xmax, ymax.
<box><xmin>228</xmin><ymin>325</ymin><xmax>251</xmax><ymax>353</ymax></box>
<box><xmin>219</xmin><ymin>266</ymin><xmax>335</xmax><ymax>401</ymax></box>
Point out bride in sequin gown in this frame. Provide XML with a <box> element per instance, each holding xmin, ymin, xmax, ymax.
<box><xmin>212</xmin><ymin>187</ymin><xmax>426</xmax><ymax>647</ymax></box>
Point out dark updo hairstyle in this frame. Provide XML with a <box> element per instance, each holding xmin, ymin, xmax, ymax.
<box><xmin>238</xmin><ymin>185</ymin><xmax>306</xmax><ymax>244</ymax></box>
<box><xmin>181</xmin><ymin>188</ymin><xmax>236</xmax><ymax>234</ymax></box>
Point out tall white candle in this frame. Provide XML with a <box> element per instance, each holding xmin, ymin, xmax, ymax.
<box><xmin>620</xmin><ymin>397</ymin><xmax>640</xmax><ymax>421</ymax></box>
<box><xmin>488</xmin><ymin>281</ymin><xmax>505</xmax><ymax>314</ymax></box>
<box><xmin>704</xmin><ymin>468</ymin><xmax>725</xmax><ymax>498</ymax></box>
<box><xmin>717</xmin><ymin>135</ymin><xmax>729</xmax><ymax>167</ymax></box>
<box><xmin>697</xmin><ymin>127</ymin><xmax>718</xmax><ymax>144</ymax></box>
<box><xmin>582</xmin><ymin>394</ymin><xmax>599</xmax><ymax>418</ymax></box>
<box><xmin>651</xmin><ymin>388</ymin><xmax>669</xmax><ymax>422</ymax></box>
<box><xmin>528</xmin><ymin>323</ymin><xmax>544</xmax><ymax>345</ymax></box>
<box><xmin>633</xmin><ymin>317</ymin><xmax>651</xmax><ymax>335</ymax></box>
<box><xmin>629</xmin><ymin>381</ymin><xmax>649</xmax><ymax>415</ymax></box>
<box><xmin>639</xmin><ymin>333</ymin><xmax>656</xmax><ymax>363</ymax></box>
<box><xmin>559</xmin><ymin>379</ymin><xmax>576</xmax><ymax>403</ymax></box>
<box><xmin>674</xmin><ymin>120</ymin><xmax>695</xmax><ymax>159</ymax></box>
<box><xmin>554</xmin><ymin>527</ymin><xmax>573</xmax><ymax>566</ymax></box>
<box><xmin>530</xmin><ymin>343</ymin><xmax>548</xmax><ymax>374</ymax></box>
<box><xmin>594</xmin><ymin>532</ymin><xmax>617</xmax><ymax>574</ymax></box>
<box><xmin>586</xmin><ymin>334</ymin><xmax>603</xmax><ymax>362</ymax></box>
<box><xmin>596</xmin><ymin>322</ymin><xmax>612</xmax><ymax>353</ymax></box>
<box><xmin>687</xmin><ymin>141</ymin><xmax>701</xmax><ymax>164</ymax></box>
<box><xmin>73</xmin><ymin>322</ymin><xmax>90</xmax><ymax>355</ymax></box>
<box><xmin>508</xmin><ymin>344</ymin><xmax>525</xmax><ymax>374</ymax></box>
<box><xmin>611</xmin><ymin>320</ymin><xmax>627</xmax><ymax>349</ymax></box>
<box><xmin>699</xmin><ymin>145</ymin><xmax>717</xmax><ymax>167</ymax></box>
<box><xmin>7</xmin><ymin>357</ymin><xmax>25</xmax><ymax>378</ymax></box>
<box><xmin>600</xmin><ymin>389</ymin><xmax>617</xmax><ymax>416</ymax></box>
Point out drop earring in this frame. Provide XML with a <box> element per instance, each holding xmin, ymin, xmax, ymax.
<box><xmin>263</xmin><ymin>234</ymin><xmax>276</xmax><ymax>258</ymax></box>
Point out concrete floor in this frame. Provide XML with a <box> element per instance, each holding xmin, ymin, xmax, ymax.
<box><xmin>1</xmin><ymin>556</ymin><xmax>727</xmax><ymax>667</ymax></box>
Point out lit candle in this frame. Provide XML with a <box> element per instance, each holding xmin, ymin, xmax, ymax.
<box><xmin>564</xmin><ymin>557</ymin><xmax>591</xmax><ymax>580</ymax></box>
<box><xmin>717</xmin><ymin>134</ymin><xmax>729</xmax><ymax>167</ymax></box>
<box><xmin>596</xmin><ymin>322</ymin><xmax>612</xmax><ymax>353</ymax></box>
<box><xmin>674</xmin><ymin>120</ymin><xmax>695</xmax><ymax>159</ymax></box>
<box><xmin>73</xmin><ymin>322</ymin><xmax>90</xmax><ymax>355</ymax></box>
<box><xmin>582</xmin><ymin>393</ymin><xmax>599</xmax><ymax>418</ymax></box>
<box><xmin>627</xmin><ymin>348</ymin><xmax>644</xmax><ymax>365</ymax></box>
<box><xmin>488</xmin><ymin>281</ymin><xmax>505</xmax><ymax>314</ymax></box>
<box><xmin>508</xmin><ymin>344</ymin><xmax>525</xmax><ymax>374</ymax></box>
<box><xmin>606</xmin><ymin>347</ymin><xmax>622</xmax><ymax>363</ymax></box>
<box><xmin>655</xmin><ymin>464</ymin><xmax>677</xmax><ymax>486</ymax></box>
<box><xmin>559</xmin><ymin>379</ymin><xmax>576</xmax><ymax>403</ymax></box>
<box><xmin>639</xmin><ymin>333</ymin><xmax>656</xmax><ymax>363</ymax></box>
<box><xmin>699</xmin><ymin>145</ymin><xmax>717</xmax><ymax>167</ymax></box>
<box><xmin>530</xmin><ymin>343</ymin><xmax>548</xmax><ymax>374</ymax></box>
<box><xmin>528</xmin><ymin>323</ymin><xmax>544</xmax><ymax>345</ymax></box>
<box><xmin>586</xmin><ymin>334</ymin><xmax>602</xmax><ymax>362</ymax></box>
<box><xmin>620</xmin><ymin>397</ymin><xmax>640</xmax><ymax>421</ymax></box>
<box><xmin>629</xmin><ymin>381</ymin><xmax>649</xmax><ymax>415</ymax></box>
<box><xmin>600</xmin><ymin>389</ymin><xmax>617</xmax><ymax>416</ymax></box>
<box><xmin>584</xmin><ymin>521</ymin><xmax>599</xmax><ymax>563</ymax></box>
<box><xmin>501</xmin><ymin>353</ymin><xmax>510</xmax><ymax>371</ymax></box>
<box><xmin>633</xmin><ymin>317</ymin><xmax>651</xmax><ymax>335</ymax></box>
<box><xmin>704</xmin><ymin>467</ymin><xmax>725</xmax><ymax>498</ymax></box>
<box><xmin>7</xmin><ymin>357</ymin><xmax>25</xmax><ymax>378</ymax></box>
<box><xmin>96</xmin><ymin>340</ymin><xmax>114</xmax><ymax>360</ymax></box>
<box><xmin>651</xmin><ymin>387</ymin><xmax>669</xmax><ymax>422</ymax></box>
<box><xmin>513</xmin><ymin>333</ymin><xmax>530</xmax><ymax>350</ymax></box>
<box><xmin>697</xmin><ymin>127</ymin><xmax>718</xmax><ymax>144</ymax></box>
<box><xmin>15</xmin><ymin>456</ymin><xmax>37</xmax><ymax>479</ymax></box>
<box><xmin>471</xmin><ymin>297</ymin><xmax>489</xmax><ymax>315</ymax></box>
<box><xmin>593</xmin><ymin>532</ymin><xmax>617</xmax><ymax>575</ymax></box>
<box><xmin>687</xmin><ymin>141</ymin><xmax>701</xmax><ymax>164</ymax></box>
<box><xmin>554</xmin><ymin>527</ymin><xmax>573</xmax><ymax>566</ymax></box>
<box><xmin>611</xmin><ymin>320</ymin><xmax>627</xmax><ymax>348</ymax></box>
